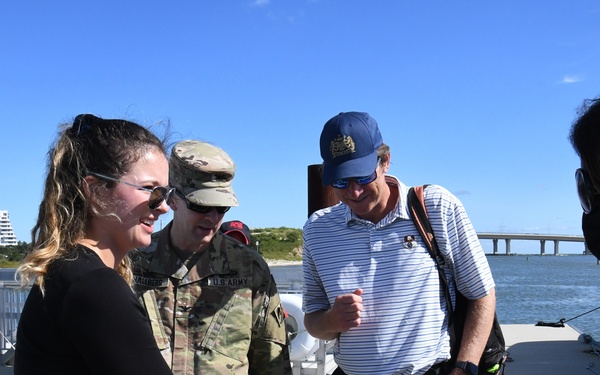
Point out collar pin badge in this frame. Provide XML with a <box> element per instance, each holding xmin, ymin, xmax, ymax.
<box><xmin>404</xmin><ymin>235</ymin><xmax>415</xmax><ymax>248</ymax></box>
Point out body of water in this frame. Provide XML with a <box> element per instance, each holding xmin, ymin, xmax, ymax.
<box><xmin>4</xmin><ymin>256</ymin><xmax>600</xmax><ymax>341</ymax></box>
<box><xmin>271</xmin><ymin>255</ymin><xmax>600</xmax><ymax>340</ymax></box>
<box><xmin>0</xmin><ymin>269</ymin><xmax>16</xmax><ymax>282</ymax></box>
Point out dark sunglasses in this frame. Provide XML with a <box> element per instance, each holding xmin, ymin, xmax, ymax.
<box><xmin>331</xmin><ymin>170</ymin><xmax>378</xmax><ymax>189</ymax></box>
<box><xmin>89</xmin><ymin>172</ymin><xmax>174</xmax><ymax>210</ymax></box>
<box><xmin>575</xmin><ymin>168</ymin><xmax>600</xmax><ymax>214</ymax></box>
<box><xmin>175</xmin><ymin>190</ymin><xmax>230</xmax><ymax>214</ymax></box>
<box><xmin>331</xmin><ymin>157</ymin><xmax>381</xmax><ymax>189</ymax></box>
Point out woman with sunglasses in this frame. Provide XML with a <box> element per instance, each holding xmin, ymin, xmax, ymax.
<box><xmin>14</xmin><ymin>114</ymin><xmax>174</xmax><ymax>375</ymax></box>
<box><xmin>570</xmin><ymin>98</ymin><xmax>600</xmax><ymax>260</ymax></box>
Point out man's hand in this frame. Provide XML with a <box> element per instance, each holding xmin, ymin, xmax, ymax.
<box><xmin>329</xmin><ymin>289</ymin><xmax>363</xmax><ymax>332</ymax></box>
<box><xmin>304</xmin><ymin>289</ymin><xmax>364</xmax><ymax>340</ymax></box>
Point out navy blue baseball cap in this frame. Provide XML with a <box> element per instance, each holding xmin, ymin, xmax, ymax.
<box><xmin>319</xmin><ymin>112</ymin><xmax>383</xmax><ymax>186</ymax></box>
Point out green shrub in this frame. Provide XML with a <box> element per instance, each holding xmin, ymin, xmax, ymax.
<box><xmin>0</xmin><ymin>241</ymin><xmax>29</xmax><ymax>267</ymax></box>
<box><xmin>0</xmin><ymin>229</ymin><xmax>304</xmax><ymax>267</ymax></box>
<box><xmin>251</xmin><ymin>227</ymin><xmax>303</xmax><ymax>261</ymax></box>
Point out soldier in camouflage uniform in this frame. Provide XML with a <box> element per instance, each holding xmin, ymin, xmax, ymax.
<box><xmin>132</xmin><ymin>140</ymin><xmax>292</xmax><ymax>375</ymax></box>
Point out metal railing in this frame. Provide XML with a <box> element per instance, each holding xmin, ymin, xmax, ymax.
<box><xmin>0</xmin><ymin>281</ymin><xmax>28</xmax><ymax>351</ymax></box>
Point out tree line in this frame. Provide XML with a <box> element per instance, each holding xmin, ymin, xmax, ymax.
<box><xmin>0</xmin><ymin>227</ymin><xmax>304</xmax><ymax>268</ymax></box>
<box><xmin>0</xmin><ymin>241</ymin><xmax>29</xmax><ymax>267</ymax></box>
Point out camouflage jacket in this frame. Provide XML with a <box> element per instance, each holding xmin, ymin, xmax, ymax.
<box><xmin>131</xmin><ymin>222</ymin><xmax>292</xmax><ymax>375</ymax></box>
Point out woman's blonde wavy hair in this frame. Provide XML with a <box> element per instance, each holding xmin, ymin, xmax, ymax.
<box><xmin>16</xmin><ymin>114</ymin><xmax>168</xmax><ymax>293</ymax></box>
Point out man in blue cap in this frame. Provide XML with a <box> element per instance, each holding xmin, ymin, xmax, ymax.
<box><xmin>302</xmin><ymin>112</ymin><xmax>497</xmax><ymax>375</ymax></box>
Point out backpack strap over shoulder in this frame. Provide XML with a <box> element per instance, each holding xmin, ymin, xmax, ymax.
<box><xmin>407</xmin><ymin>185</ymin><xmax>456</xmax><ymax>317</ymax></box>
<box><xmin>408</xmin><ymin>185</ymin><xmax>508</xmax><ymax>374</ymax></box>
<box><xmin>407</xmin><ymin>186</ymin><xmax>446</xmax><ymax>270</ymax></box>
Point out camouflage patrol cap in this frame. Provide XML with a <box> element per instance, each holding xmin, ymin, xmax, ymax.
<box><xmin>170</xmin><ymin>140</ymin><xmax>239</xmax><ymax>207</ymax></box>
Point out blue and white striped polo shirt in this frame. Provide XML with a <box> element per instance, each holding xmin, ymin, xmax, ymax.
<box><xmin>302</xmin><ymin>176</ymin><xmax>495</xmax><ymax>375</ymax></box>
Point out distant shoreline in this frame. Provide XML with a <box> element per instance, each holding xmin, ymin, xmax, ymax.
<box><xmin>266</xmin><ymin>259</ymin><xmax>302</xmax><ymax>266</ymax></box>
<box><xmin>265</xmin><ymin>253</ymin><xmax>595</xmax><ymax>267</ymax></box>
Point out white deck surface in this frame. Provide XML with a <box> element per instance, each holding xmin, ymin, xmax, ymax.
<box><xmin>502</xmin><ymin>323</ymin><xmax>600</xmax><ymax>375</ymax></box>
<box><xmin>2</xmin><ymin>324</ymin><xmax>599</xmax><ymax>374</ymax></box>
<box><xmin>291</xmin><ymin>323</ymin><xmax>600</xmax><ymax>375</ymax></box>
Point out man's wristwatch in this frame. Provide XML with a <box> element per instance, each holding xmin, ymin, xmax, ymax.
<box><xmin>455</xmin><ymin>360</ymin><xmax>478</xmax><ymax>375</ymax></box>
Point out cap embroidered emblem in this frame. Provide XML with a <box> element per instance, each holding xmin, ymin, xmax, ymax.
<box><xmin>330</xmin><ymin>135</ymin><xmax>356</xmax><ymax>158</ymax></box>
<box><xmin>229</xmin><ymin>221</ymin><xmax>244</xmax><ymax>229</ymax></box>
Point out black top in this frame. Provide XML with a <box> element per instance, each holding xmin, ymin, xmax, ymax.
<box><xmin>14</xmin><ymin>246</ymin><xmax>172</xmax><ymax>375</ymax></box>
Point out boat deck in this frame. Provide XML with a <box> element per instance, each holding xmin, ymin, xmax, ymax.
<box><xmin>1</xmin><ymin>324</ymin><xmax>598</xmax><ymax>374</ymax></box>
<box><xmin>289</xmin><ymin>323</ymin><xmax>600</xmax><ymax>375</ymax></box>
<box><xmin>502</xmin><ymin>323</ymin><xmax>600</xmax><ymax>375</ymax></box>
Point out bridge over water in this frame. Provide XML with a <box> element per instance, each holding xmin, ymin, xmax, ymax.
<box><xmin>477</xmin><ymin>233</ymin><xmax>586</xmax><ymax>255</ymax></box>
<box><xmin>304</xmin><ymin>169</ymin><xmax>588</xmax><ymax>256</ymax></box>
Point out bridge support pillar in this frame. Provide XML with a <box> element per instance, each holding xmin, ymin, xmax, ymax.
<box><xmin>477</xmin><ymin>233</ymin><xmax>584</xmax><ymax>255</ymax></box>
<box><xmin>540</xmin><ymin>240</ymin><xmax>546</xmax><ymax>255</ymax></box>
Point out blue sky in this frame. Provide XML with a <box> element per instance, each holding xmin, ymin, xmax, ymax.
<box><xmin>1</xmin><ymin>1</ymin><xmax>599</xmax><ymax>254</ymax></box>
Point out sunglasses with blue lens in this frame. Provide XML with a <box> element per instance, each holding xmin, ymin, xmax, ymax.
<box><xmin>175</xmin><ymin>190</ymin><xmax>231</xmax><ymax>214</ymax></box>
<box><xmin>89</xmin><ymin>172</ymin><xmax>174</xmax><ymax>210</ymax></box>
<box><xmin>331</xmin><ymin>170</ymin><xmax>378</xmax><ymax>189</ymax></box>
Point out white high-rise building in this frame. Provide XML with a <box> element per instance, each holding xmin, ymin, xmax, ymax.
<box><xmin>0</xmin><ymin>210</ymin><xmax>18</xmax><ymax>247</ymax></box>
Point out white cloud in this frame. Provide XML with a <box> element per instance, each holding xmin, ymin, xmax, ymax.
<box><xmin>562</xmin><ymin>75</ymin><xmax>583</xmax><ymax>84</ymax></box>
<box><xmin>253</xmin><ymin>0</ymin><xmax>270</xmax><ymax>6</ymax></box>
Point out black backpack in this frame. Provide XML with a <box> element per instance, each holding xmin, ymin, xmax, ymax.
<box><xmin>407</xmin><ymin>186</ymin><xmax>508</xmax><ymax>375</ymax></box>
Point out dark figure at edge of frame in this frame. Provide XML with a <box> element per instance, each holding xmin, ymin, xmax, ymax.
<box><xmin>570</xmin><ymin>98</ymin><xmax>600</xmax><ymax>258</ymax></box>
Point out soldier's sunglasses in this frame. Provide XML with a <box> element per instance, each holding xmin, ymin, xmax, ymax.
<box><xmin>175</xmin><ymin>190</ymin><xmax>230</xmax><ymax>214</ymax></box>
<box><xmin>89</xmin><ymin>172</ymin><xmax>174</xmax><ymax>210</ymax></box>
